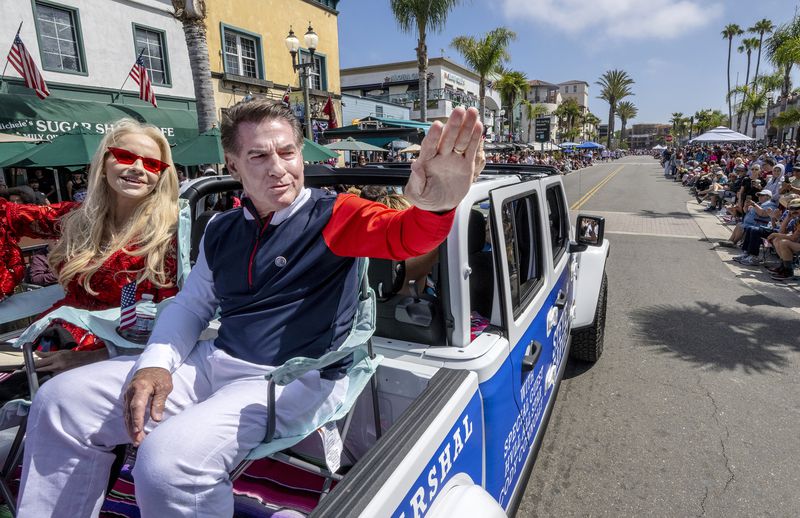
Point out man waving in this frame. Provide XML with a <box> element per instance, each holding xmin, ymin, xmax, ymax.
<box><xmin>18</xmin><ymin>101</ymin><xmax>483</xmax><ymax>518</ymax></box>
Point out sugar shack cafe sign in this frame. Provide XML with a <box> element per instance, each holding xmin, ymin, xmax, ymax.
<box><xmin>0</xmin><ymin>93</ymin><xmax>197</xmax><ymax>143</ymax></box>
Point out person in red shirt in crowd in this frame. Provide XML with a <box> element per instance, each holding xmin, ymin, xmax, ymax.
<box><xmin>0</xmin><ymin>119</ymin><xmax>179</xmax><ymax>373</ymax></box>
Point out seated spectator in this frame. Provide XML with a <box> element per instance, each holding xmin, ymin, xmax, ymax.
<box><xmin>765</xmin><ymin>164</ymin><xmax>785</xmax><ymax>201</ymax></box>
<box><xmin>726</xmin><ymin>190</ymin><xmax>778</xmax><ymax>259</ymax></box>
<box><xmin>765</xmin><ymin>199</ymin><xmax>800</xmax><ymax>280</ymax></box>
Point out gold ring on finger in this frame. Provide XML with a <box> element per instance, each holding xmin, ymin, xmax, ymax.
<box><xmin>453</xmin><ymin>147</ymin><xmax>466</xmax><ymax>155</ymax></box>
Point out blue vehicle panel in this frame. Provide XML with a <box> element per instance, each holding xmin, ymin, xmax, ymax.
<box><xmin>392</xmin><ymin>391</ymin><xmax>484</xmax><ymax>518</ymax></box>
<box><xmin>480</xmin><ymin>264</ymin><xmax>573</xmax><ymax>508</ymax></box>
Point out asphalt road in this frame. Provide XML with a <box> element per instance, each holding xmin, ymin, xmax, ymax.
<box><xmin>518</xmin><ymin>156</ymin><xmax>800</xmax><ymax>517</ymax></box>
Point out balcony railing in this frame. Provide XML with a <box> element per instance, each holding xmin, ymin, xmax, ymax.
<box><xmin>366</xmin><ymin>88</ymin><xmax>479</xmax><ymax>109</ymax></box>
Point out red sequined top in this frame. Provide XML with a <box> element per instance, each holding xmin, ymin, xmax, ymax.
<box><xmin>0</xmin><ymin>198</ymin><xmax>178</xmax><ymax>349</ymax></box>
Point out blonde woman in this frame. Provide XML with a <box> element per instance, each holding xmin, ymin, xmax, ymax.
<box><xmin>0</xmin><ymin>119</ymin><xmax>179</xmax><ymax>373</ymax></box>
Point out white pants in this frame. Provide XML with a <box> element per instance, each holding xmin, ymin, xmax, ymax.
<box><xmin>17</xmin><ymin>340</ymin><xmax>347</xmax><ymax>518</ymax></box>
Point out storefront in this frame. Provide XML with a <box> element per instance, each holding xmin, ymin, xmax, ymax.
<box><xmin>0</xmin><ymin>92</ymin><xmax>198</xmax><ymax>145</ymax></box>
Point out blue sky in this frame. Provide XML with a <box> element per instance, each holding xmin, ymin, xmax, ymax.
<box><xmin>337</xmin><ymin>0</ymin><xmax>800</xmax><ymax>126</ymax></box>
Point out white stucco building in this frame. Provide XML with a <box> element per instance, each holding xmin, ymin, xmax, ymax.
<box><xmin>340</xmin><ymin>56</ymin><xmax>502</xmax><ymax>139</ymax></box>
<box><xmin>0</xmin><ymin>0</ymin><xmax>197</xmax><ymax>142</ymax></box>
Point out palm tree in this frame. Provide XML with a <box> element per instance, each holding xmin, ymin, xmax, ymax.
<box><xmin>756</xmin><ymin>71</ymin><xmax>788</xmax><ymax>135</ymax></box>
<box><xmin>616</xmin><ymin>101</ymin><xmax>637</xmax><ymax>143</ymax></box>
<box><xmin>171</xmin><ymin>0</ymin><xmax>217</xmax><ymax>132</ymax></box>
<box><xmin>693</xmin><ymin>109</ymin><xmax>728</xmax><ymax>134</ymax></box>
<box><xmin>736</xmin><ymin>37</ymin><xmax>761</xmax><ymax>131</ymax></box>
<box><xmin>721</xmin><ymin>24</ymin><xmax>744</xmax><ymax>127</ymax></box>
<box><xmin>740</xmin><ymin>88</ymin><xmax>768</xmax><ymax>138</ymax></box>
<box><xmin>749</xmin><ymin>19</ymin><xmax>774</xmax><ymax>86</ymax></box>
<box><xmin>766</xmin><ymin>20</ymin><xmax>800</xmax><ymax>141</ymax></box>
<box><xmin>596</xmin><ymin>69</ymin><xmax>634</xmax><ymax>149</ymax></box>
<box><xmin>390</xmin><ymin>0</ymin><xmax>462</xmax><ymax>122</ymax></box>
<box><xmin>670</xmin><ymin>112</ymin><xmax>684</xmax><ymax>133</ymax></box>
<box><xmin>520</xmin><ymin>100</ymin><xmax>550</xmax><ymax>142</ymax></box>
<box><xmin>493</xmin><ymin>68</ymin><xmax>529</xmax><ymax>141</ymax></box>
<box><xmin>772</xmin><ymin>107</ymin><xmax>800</xmax><ymax>144</ymax></box>
<box><xmin>581</xmin><ymin>112</ymin><xmax>601</xmax><ymax>141</ymax></box>
<box><xmin>553</xmin><ymin>98</ymin><xmax>582</xmax><ymax>142</ymax></box>
<box><xmin>451</xmin><ymin>27</ymin><xmax>516</xmax><ymax>126</ymax></box>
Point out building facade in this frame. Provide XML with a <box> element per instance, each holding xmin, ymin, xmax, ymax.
<box><xmin>517</xmin><ymin>79</ymin><xmax>595</xmax><ymax>144</ymax></box>
<box><xmin>340</xmin><ymin>93</ymin><xmax>410</xmax><ymax>125</ymax></box>
<box><xmin>558</xmin><ymin>80</ymin><xmax>590</xmax><ymax>111</ymax></box>
<box><xmin>203</xmin><ymin>0</ymin><xmax>342</xmax><ymax>139</ymax></box>
<box><xmin>0</xmin><ymin>0</ymin><xmax>198</xmax><ymax>141</ymax></box>
<box><xmin>627</xmin><ymin>123</ymin><xmax>671</xmax><ymax>149</ymax></box>
<box><xmin>340</xmin><ymin>57</ymin><xmax>502</xmax><ymax>138</ymax></box>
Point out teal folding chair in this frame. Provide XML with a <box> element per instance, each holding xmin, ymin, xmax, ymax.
<box><xmin>230</xmin><ymin>257</ymin><xmax>383</xmax><ymax>499</ymax></box>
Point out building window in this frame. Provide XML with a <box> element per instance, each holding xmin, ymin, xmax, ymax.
<box><xmin>375</xmin><ymin>105</ymin><xmax>384</xmax><ymax>117</ymax></box>
<box><xmin>299</xmin><ymin>50</ymin><xmax>328</xmax><ymax>91</ymax></box>
<box><xmin>133</xmin><ymin>25</ymin><xmax>169</xmax><ymax>85</ymax></box>
<box><xmin>34</xmin><ymin>1</ymin><xmax>85</xmax><ymax>73</ymax></box>
<box><xmin>573</xmin><ymin>85</ymin><xmax>578</xmax><ymax>93</ymax></box>
<box><xmin>222</xmin><ymin>26</ymin><xmax>261</xmax><ymax>78</ymax></box>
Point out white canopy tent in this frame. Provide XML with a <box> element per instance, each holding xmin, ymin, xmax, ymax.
<box><xmin>690</xmin><ymin>126</ymin><xmax>754</xmax><ymax>143</ymax></box>
<box><xmin>652</xmin><ymin>144</ymin><xmax>667</xmax><ymax>150</ymax></box>
<box><xmin>530</xmin><ymin>142</ymin><xmax>561</xmax><ymax>151</ymax></box>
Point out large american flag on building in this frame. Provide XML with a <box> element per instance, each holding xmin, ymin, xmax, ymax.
<box><xmin>128</xmin><ymin>55</ymin><xmax>158</xmax><ymax>108</ymax></box>
<box><xmin>119</xmin><ymin>281</ymin><xmax>138</xmax><ymax>330</ymax></box>
<box><xmin>7</xmin><ymin>34</ymin><xmax>49</xmax><ymax>100</ymax></box>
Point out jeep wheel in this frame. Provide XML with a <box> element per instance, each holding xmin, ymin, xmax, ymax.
<box><xmin>570</xmin><ymin>272</ymin><xmax>607</xmax><ymax>362</ymax></box>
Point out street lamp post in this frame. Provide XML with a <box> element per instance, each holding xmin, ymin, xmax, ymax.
<box><xmin>285</xmin><ymin>24</ymin><xmax>319</xmax><ymax>139</ymax></box>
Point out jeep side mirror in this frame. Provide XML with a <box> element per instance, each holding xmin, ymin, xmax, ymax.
<box><xmin>575</xmin><ymin>215</ymin><xmax>604</xmax><ymax>247</ymax></box>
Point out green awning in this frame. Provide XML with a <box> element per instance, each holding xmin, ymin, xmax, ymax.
<box><xmin>171</xmin><ymin>128</ymin><xmax>223</xmax><ymax>166</ymax></box>
<box><xmin>302</xmin><ymin>138</ymin><xmax>338</xmax><ymax>162</ymax></box>
<box><xmin>0</xmin><ymin>93</ymin><xmax>198</xmax><ymax>145</ymax></box>
<box><xmin>1</xmin><ymin>127</ymin><xmax>104</xmax><ymax>168</ymax></box>
<box><xmin>0</xmin><ymin>142</ymin><xmax>39</xmax><ymax>167</ymax></box>
<box><xmin>109</xmin><ymin>103</ymin><xmax>199</xmax><ymax>144</ymax></box>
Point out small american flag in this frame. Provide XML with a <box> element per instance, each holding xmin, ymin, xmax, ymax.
<box><xmin>128</xmin><ymin>54</ymin><xmax>157</xmax><ymax>108</ymax></box>
<box><xmin>119</xmin><ymin>281</ymin><xmax>138</xmax><ymax>330</ymax></box>
<box><xmin>7</xmin><ymin>34</ymin><xmax>49</xmax><ymax>100</ymax></box>
<box><xmin>282</xmin><ymin>85</ymin><xmax>291</xmax><ymax>107</ymax></box>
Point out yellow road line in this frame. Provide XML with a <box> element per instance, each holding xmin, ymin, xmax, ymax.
<box><xmin>570</xmin><ymin>165</ymin><xmax>624</xmax><ymax>211</ymax></box>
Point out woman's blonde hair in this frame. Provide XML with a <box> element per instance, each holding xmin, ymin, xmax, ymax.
<box><xmin>49</xmin><ymin>119</ymin><xmax>179</xmax><ymax>295</ymax></box>
<box><xmin>377</xmin><ymin>193</ymin><xmax>411</xmax><ymax>210</ymax></box>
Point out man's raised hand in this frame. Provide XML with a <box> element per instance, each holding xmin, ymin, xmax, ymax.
<box><xmin>405</xmin><ymin>107</ymin><xmax>484</xmax><ymax>212</ymax></box>
<box><xmin>124</xmin><ymin>367</ymin><xmax>173</xmax><ymax>446</ymax></box>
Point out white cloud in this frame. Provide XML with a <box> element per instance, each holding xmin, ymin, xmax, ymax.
<box><xmin>501</xmin><ymin>0</ymin><xmax>723</xmax><ymax>41</ymax></box>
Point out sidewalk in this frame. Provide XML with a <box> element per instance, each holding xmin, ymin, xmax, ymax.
<box><xmin>686</xmin><ymin>200</ymin><xmax>800</xmax><ymax>313</ymax></box>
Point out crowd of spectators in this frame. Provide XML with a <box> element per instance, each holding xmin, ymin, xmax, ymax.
<box><xmin>660</xmin><ymin>144</ymin><xmax>800</xmax><ymax>281</ymax></box>
<box><xmin>484</xmin><ymin>148</ymin><xmax>625</xmax><ymax>174</ymax></box>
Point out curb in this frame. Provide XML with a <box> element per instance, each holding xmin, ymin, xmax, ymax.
<box><xmin>685</xmin><ymin>200</ymin><xmax>800</xmax><ymax>311</ymax></box>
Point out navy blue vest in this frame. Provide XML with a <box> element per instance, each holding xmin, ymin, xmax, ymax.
<box><xmin>203</xmin><ymin>188</ymin><xmax>358</xmax><ymax>375</ymax></box>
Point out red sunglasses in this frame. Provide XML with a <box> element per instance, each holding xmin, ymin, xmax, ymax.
<box><xmin>107</xmin><ymin>147</ymin><xmax>170</xmax><ymax>174</ymax></box>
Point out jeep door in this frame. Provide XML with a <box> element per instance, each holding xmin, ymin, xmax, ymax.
<box><xmin>539</xmin><ymin>176</ymin><xmax>573</xmax><ymax>392</ymax></box>
<box><xmin>480</xmin><ymin>182</ymin><xmax>553</xmax><ymax>508</ymax></box>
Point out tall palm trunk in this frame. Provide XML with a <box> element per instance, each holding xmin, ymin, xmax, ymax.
<box><xmin>737</xmin><ymin>52</ymin><xmax>752</xmax><ymax>132</ymax></box>
<box><xmin>182</xmin><ymin>19</ymin><xmax>217</xmax><ymax>132</ymax></box>
<box><xmin>780</xmin><ymin>64</ymin><xmax>792</xmax><ymax>142</ymax></box>
<box><xmin>478</xmin><ymin>78</ymin><xmax>486</xmax><ymax>126</ymax></box>
<box><xmin>726</xmin><ymin>37</ymin><xmax>733</xmax><ymax>127</ymax></box>
<box><xmin>621</xmin><ymin>118</ymin><xmax>627</xmax><ymax>143</ymax></box>
<box><xmin>416</xmin><ymin>24</ymin><xmax>428</xmax><ymax>122</ymax></box>
<box><xmin>606</xmin><ymin>103</ymin><xmax>614</xmax><ymax>149</ymax></box>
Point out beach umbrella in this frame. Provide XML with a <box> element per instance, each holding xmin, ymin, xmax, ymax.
<box><xmin>0</xmin><ymin>142</ymin><xmax>39</xmax><ymax>166</ymax></box>
<box><xmin>388</xmin><ymin>139</ymin><xmax>412</xmax><ymax>150</ymax></box>
<box><xmin>171</xmin><ymin>128</ymin><xmax>223</xmax><ymax>166</ymax></box>
<box><xmin>1</xmin><ymin>127</ymin><xmax>103</xmax><ymax>168</ymax></box>
<box><xmin>0</xmin><ymin>133</ymin><xmax>41</xmax><ymax>143</ymax></box>
<box><xmin>325</xmin><ymin>137</ymin><xmax>387</xmax><ymax>152</ymax></box>
<box><xmin>302</xmin><ymin>138</ymin><xmax>338</xmax><ymax>162</ymax></box>
<box><xmin>690</xmin><ymin>126</ymin><xmax>754</xmax><ymax>143</ymax></box>
<box><xmin>576</xmin><ymin>141</ymin><xmax>604</xmax><ymax>149</ymax></box>
<box><xmin>398</xmin><ymin>144</ymin><xmax>421</xmax><ymax>154</ymax></box>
